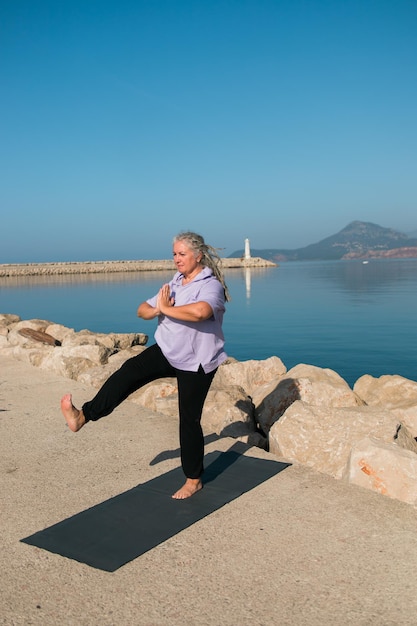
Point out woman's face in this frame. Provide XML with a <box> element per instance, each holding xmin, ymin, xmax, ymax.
<box><xmin>173</xmin><ymin>241</ymin><xmax>201</xmax><ymax>276</ymax></box>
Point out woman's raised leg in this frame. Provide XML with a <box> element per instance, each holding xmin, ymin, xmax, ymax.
<box><xmin>61</xmin><ymin>344</ymin><xmax>175</xmax><ymax>426</ymax></box>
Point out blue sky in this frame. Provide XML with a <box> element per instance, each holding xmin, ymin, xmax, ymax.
<box><xmin>1</xmin><ymin>0</ymin><xmax>416</xmax><ymax>262</ymax></box>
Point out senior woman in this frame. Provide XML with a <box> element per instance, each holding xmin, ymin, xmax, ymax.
<box><xmin>61</xmin><ymin>231</ymin><xmax>230</xmax><ymax>499</ymax></box>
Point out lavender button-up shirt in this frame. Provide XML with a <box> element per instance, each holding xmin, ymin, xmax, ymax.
<box><xmin>146</xmin><ymin>266</ymin><xmax>228</xmax><ymax>373</ymax></box>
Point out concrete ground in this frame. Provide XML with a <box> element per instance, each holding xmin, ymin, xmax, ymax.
<box><xmin>1</xmin><ymin>354</ymin><xmax>417</xmax><ymax>626</ymax></box>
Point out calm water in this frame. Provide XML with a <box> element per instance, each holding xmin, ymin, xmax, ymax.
<box><xmin>1</xmin><ymin>259</ymin><xmax>416</xmax><ymax>386</ymax></box>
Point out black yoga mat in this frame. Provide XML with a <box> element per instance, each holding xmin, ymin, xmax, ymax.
<box><xmin>21</xmin><ymin>450</ymin><xmax>289</xmax><ymax>571</ymax></box>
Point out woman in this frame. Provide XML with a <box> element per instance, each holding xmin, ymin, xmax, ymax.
<box><xmin>61</xmin><ymin>231</ymin><xmax>230</xmax><ymax>499</ymax></box>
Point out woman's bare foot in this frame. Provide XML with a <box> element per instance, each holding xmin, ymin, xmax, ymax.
<box><xmin>172</xmin><ymin>477</ymin><xmax>203</xmax><ymax>500</ymax></box>
<box><xmin>60</xmin><ymin>394</ymin><xmax>86</xmax><ymax>432</ymax></box>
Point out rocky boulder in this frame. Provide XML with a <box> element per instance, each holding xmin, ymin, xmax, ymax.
<box><xmin>395</xmin><ymin>422</ymin><xmax>417</xmax><ymax>455</ymax></box>
<box><xmin>343</xmin><ymin>437</ymin><xmax>417</xmax><ymax>505</ymax></box>
<box><xmin>213</xmin><ymin>356</ymin><xmax>287</xmax><ymax>396</ymax></box>
<box><xmin>77</xmin><ymin>346</ymin><xmax>147</xmax><ymax>388</ymax></box>
<box><xmin>269</xmin><ymin>401</ymin><xmax>399</xmax><ymax>479</ymax></box>
<box><xmin>0</xmin><ymin>313</ymin><xmax>21</xmax><ymax>327</ymax></box>
<box><xmin>354</xmin><ymin>373</ymin><xmax>417</xmax><ymax>439</ymax></box>
<box><xmin>253</xmin><ymin>363</ymin><xmax>363</xmax><ymax>434</ymax></box>
<box><xmin>354</xmin><ymin>373</ymin><xmax>417</xmax><ymax>409</ymax></box>
<box><xmin>130</xmin><ymin>378</ymin><xmax>179</xmax><ymax>412</ymax></box>
<box><xmin>200</xmin><ymin>386</ymin><xmax>255</xmax><ymax>437</ymax></box>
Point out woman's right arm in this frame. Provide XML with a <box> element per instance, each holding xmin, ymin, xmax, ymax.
<box><xmin>137</xmin><ymin>301</ymin><xmax>160</xmax><ymax>320</ymax></box>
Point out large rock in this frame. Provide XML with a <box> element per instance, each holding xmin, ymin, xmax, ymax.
<box><xmin>200</xmin><ymin>386</ymin><xmax>255</xmax><ymax>437</ymax></box>
<box><xmin>11</xmin><ymin>318</ymin><xmax>54</xmax><ymax>332</ymax></box>
<box><xmin>213</xmin><ymin>356</ymin><xmax>287</xmax><ymax>397</ymax></box>
<box><xmin>0</xmin><ymin>313</ymin><xmax>21</xmax><ymax>328</ymax></box>
<box><xmin>354</xmin><ymin>374</ymin><xmax>417</xmax><ymax>409</ymax></box>
<box><xmin>39</xmin><ymin>345</ymin><xmax>112</xmax><ymax>379</ymax></box>
<box><xmin>108</xmin><ymin>331</ymin><xmax>148</xmax><ymax>349</ymax></box>
<box><xmin>354</xmin><ymin>374</ymin><xmax>417</xmax><ymax>441</ymax></box>
<box><xmin>0</xmin><ymin>320</ymin><xmax>57</xmax><ymax>363</ymax></box>
<box><xmin>395</xmin><ymin>423</ymin><xmax>417</xmax><ymax>455</ymax></box>
<box><xmin>269</xmin><ymin>401</ymin><xmax>399</xmax><ymax>479</ymax></box>
<box><xmin>343</xmin><ymin>437</ymin><xmax>417</xmax><ymax>506</ymax></box>
<box><xmin>130</xmin><ymin>378</ymin><xmax>179</xmax><ymax>412</ymax></box>
<box><xmin>44</xmin><ymin>323</ymin><xmax>76</xmax><ymax>343</ymax></box>
<box><xmin>5</xmin><ymin>319</ymin><xmax>56</xmax><ymax>348</ymax></box>
<box><xmin>390</xmin><ymin>405</ymin><xmax>417</xmax><ymax>438</ymax></box>
<box><xmin>0</xmin><ymin>343</ymin><xmax>54</xmax><ymax>367</ymax></box>
<box><xmin>253</xmin><ymin>363</ymin><xmax>363</xmax><ymax>434</ymax></box>
<box><xmin>63</xmin><ymin>329</ymin><xmax>148</xmax><ymax>351</ymax></box>
<box><xmin>41</xmin><ymin>323</ymin><xmax>148</xmax><ymax>351</ymax></box>
<box><xmin>77</xmin><ymin>346</ymin><xmax>147</xmax><ymax>387</ymax></box>
<box><xmin>18</xmin><ymin>327</ymin><xmax>109</xmax><ymax>378</ymax></box>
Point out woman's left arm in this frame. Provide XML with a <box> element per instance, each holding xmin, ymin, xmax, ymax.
<box><xmin>157</xmin><ymin>284</ymin><xmax>213</xmax><ymax>322</ymax></box>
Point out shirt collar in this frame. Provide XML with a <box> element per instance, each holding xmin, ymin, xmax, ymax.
<box><xmin>174</xmin><ymin>266</ymin><xmax>212</xmax><ymax>284</ymax></box>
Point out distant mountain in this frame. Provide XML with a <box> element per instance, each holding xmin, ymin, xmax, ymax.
<box><xmin>229</xmin><ymin>221</ymin><xmax>417</xmax><ymax>262</ymax></box>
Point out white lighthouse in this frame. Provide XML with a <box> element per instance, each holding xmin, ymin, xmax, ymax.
<box><xmin>244</xmin><ymin>238</ymin><xmax>251</xmax><ymax>260</ymax></box>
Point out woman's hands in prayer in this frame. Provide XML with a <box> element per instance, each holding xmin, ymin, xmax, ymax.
<box><xmin>157</xmin><ymin>284</ymin><xmax>175</xmax><ymax>314</ymax></box>
<box><xmin>137</xmin><ymin>285</ymin><xmax>173</xmax><ymax>320</ymax></box>
<box><xmin>158</xmin><ymin>284</ymin><xmax>213</xmax><ymax>322</ymax></box>
<box><xmin>138</xmin><ymin>284</ymin><xmax>212</xmax><ymax>322</ymax></box>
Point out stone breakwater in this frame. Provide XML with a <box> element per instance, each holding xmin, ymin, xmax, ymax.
<box><xmin>2</xmin><ymin>312</ymin><xmax>417</xmax><ymax>509</ymax></box>
<box><xmin>0</xmin><ymin>257</ymin><xmax>276</xmax><ymax>277</ymax></box>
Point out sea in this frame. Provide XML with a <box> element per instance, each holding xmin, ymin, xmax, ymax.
<box><xmin>1</xmin><ymin>258</ymin><xmax>416</xmax><ymax>387</ymax></box>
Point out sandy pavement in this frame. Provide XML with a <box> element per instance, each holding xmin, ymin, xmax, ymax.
<box><xmin>1</xmin><ymin>354</ymin><xmax>417</xmax><ymax>626</ymax></box>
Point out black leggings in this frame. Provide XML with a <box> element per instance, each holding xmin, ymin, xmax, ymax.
<box><xmin>82</xmin><ymin>344</ymin><xmax>216</xmax><ymax>479</ymax></box>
